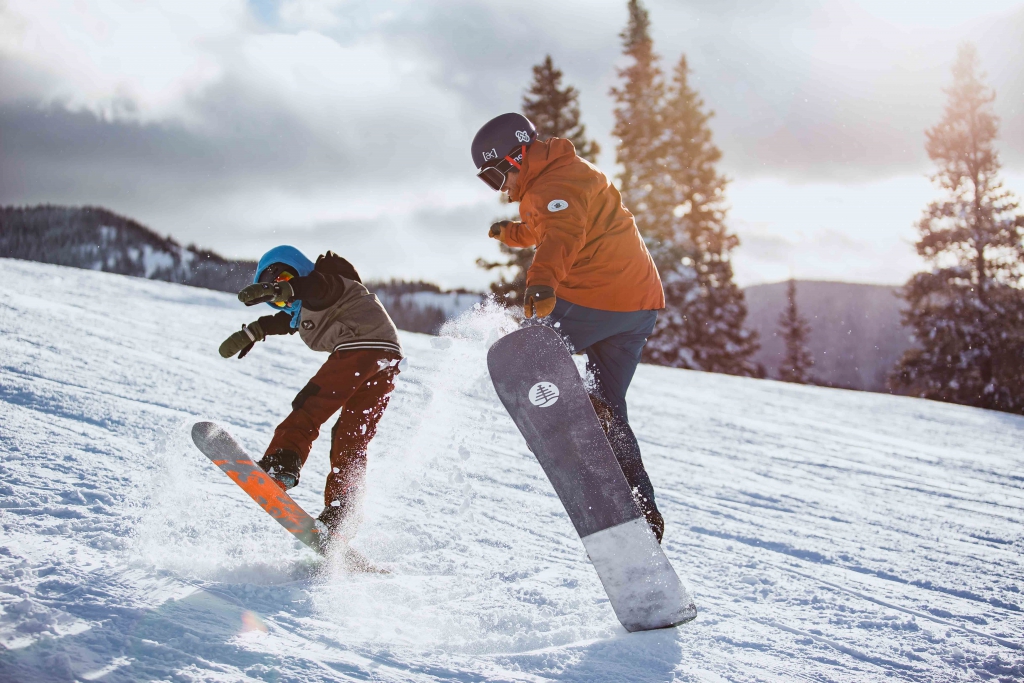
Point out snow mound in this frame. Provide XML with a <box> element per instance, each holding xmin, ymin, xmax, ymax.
<box><xmin>0</xmin><ymin>259</ymin><xmax>1021</xmax><ymax>682</ymax></box>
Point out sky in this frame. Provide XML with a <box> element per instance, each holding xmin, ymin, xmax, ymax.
<box><xmin>1</xmin><ymin>0</ymin><xmax>1022</xmax><ymax>289</ymax></box>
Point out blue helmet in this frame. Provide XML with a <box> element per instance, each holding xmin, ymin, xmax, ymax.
<box><xmin>254</xmin><ymin>245</ymin><xmax>315</xmax><ymax>328</ymax></box>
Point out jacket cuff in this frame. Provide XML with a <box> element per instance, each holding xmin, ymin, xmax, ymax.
<box><xmin>525</xmin><ymin>271</ymin><xmax>559</xmax><ymax>291</ymax></box>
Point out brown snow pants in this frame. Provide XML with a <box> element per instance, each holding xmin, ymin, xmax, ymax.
<box><xmin>265</xmin><ymin>349</ymin><xmax>400</xmax><ymax>509</ymax></box>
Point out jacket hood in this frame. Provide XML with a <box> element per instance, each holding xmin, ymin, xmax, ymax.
<box><xmin>511</xmin><ymin>138</ymin><xmax>578</xmax><ymax>203</ymax></box>
<box><xmin>255</xmin><ymin>245</ymin><xmax>315</xmax><ymax>328</ymax></box>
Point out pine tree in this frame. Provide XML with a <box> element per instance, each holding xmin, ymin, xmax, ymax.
<box><xmin>777</xmin><ymin>279</ymin><xmax>814</xmax><ymax>383</ymax></box>
<box><xmin>611</xmin><ymin>6</ymin><xmax>758</xmax><ymax>375</ymax></box>
<box><xmin>890</xmin><ymin>43</ymin><xmax>1024</xmax><ymax>414</ymax></box>
<box><xmin>610</xmin><ymin>0</ymin><xmax>663</xmax><ymax>236</ymax></box>
<box><xmin>478</xmin><ymin>55</ymin><xmax>601</xmax><ymax>308</ymax></box>
<box><xmin>523</xmin><ymin>55</ymin><xmax>601</xmax><ymax>163</ymax></box>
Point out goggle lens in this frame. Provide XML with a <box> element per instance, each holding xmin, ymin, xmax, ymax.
<box><xmin>271</xmin><ymin>271</ymin><xmax>293</xmax><ymax>307</ymax></box>
<box><xmin>477</xmin><ymin>166</ymin><xmax>506</xmax><ymax>191</ymax></box>
<box><xmin>476</xmin><ymin>145</ymin><xmax>525</xmax><ymax>192</ymax></box>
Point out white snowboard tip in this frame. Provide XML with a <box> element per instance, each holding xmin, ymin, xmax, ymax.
<box><xmin>581</xmin><ymin>518</ymin><xmax>697</xmax><ymax>632</ymax></box>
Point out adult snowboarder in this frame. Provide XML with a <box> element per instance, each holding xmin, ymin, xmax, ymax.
<box><xmin>472</xmin><ymin>113</ymin><xmax>667</xmax><ymax>541</ymax></box>
<box><xmin>217</xmin><ymin>245</ymin><xmax>402</xmax><ymax>540</ymax></box>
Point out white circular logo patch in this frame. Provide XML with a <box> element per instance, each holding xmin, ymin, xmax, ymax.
<box><xmin>528</xmin><ymin>382</ymin><xmax>560</xmax><ymax>408</ymax></box>
<box><xmin>547</xmin><ymin>199</ymin><xmax>569</xmax><ymax>212</ymax></box>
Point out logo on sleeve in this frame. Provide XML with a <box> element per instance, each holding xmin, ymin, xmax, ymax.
<box><xmin>301</xmin><ymin>320</ymin><xmax>315</xmax><ymax>330</ymax></box>
<box><xmin>547</xmin><ymin>199</ymin><xmax>569</xmax><ymax>212</ymax></box>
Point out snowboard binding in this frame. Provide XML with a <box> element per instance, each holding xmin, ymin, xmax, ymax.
<box><xmin>257</xmin><ymin>449</ymin><xmax>302</xmax><ymax>490</ymax></box>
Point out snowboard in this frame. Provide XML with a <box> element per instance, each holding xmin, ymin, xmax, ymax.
<box><xmin>190</xmin><ymin>421</ymin><xmax>385</xmax><ymax>573</ymax></box>
<box><xmin>487</xmin><ymin>325</ymin><xmax>697</xmax><ymax>632</ymax></box>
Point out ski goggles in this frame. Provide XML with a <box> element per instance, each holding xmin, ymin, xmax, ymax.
<box><xmin>257</xmin><ymin>265</ymin><xmax>296</xmax><ymax>307</ymax></box>
<box><xmin>476</xmin><ymin>145</ymin><xmax>526</xmax><ymax>191</ymax></box>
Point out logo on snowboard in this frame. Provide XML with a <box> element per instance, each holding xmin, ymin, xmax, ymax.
<box><xmin>528</xmin><ymin>382</ymin><xmax>560</xmax><ymax>407</ymax></box>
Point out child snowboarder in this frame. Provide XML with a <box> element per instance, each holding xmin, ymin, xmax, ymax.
<box><xmin>218</xmin><ymin>245</ymin><xmax>402</xmax><ymax>541</ymax></box>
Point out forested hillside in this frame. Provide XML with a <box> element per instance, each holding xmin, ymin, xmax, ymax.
<box><xmin>0</xmin><ymin>205</ymin><xmax>257</xmax><ymax>293</ymax></box>
<box><xmin>0</xmin><ymin>205</ymin><xmax>478</xmax><ymax>334</ymax></box>
<box><xmin>745</xmin><ymin>280</ymin><xmax>913</xmax><ymax>391</ymax></box>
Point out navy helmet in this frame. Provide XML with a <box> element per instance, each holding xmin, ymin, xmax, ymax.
<box><xmin>471</xmin><ymin>113</ymin><xmax>537</xmax><ymax>191</ymax></box>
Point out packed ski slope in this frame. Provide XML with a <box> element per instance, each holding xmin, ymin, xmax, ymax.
<box><xmin>0</xmin><ymin>259</ymin><xmax>1021</xmax><ymax>683</ymax></box>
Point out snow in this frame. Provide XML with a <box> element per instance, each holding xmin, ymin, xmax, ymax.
<box><xmin>0</xmin><ymin>258</ymin><xmax>1022</xmax><ymax>682</ymax></box>
<box><xmin>140</xmin><ymin>244</ymin><xmax>176</xmax><ymax>279</ymax></box>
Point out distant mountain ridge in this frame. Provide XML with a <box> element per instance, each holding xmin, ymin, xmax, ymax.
<box><xmin>0</xmin><ymin>205</ymin><xmax>258</xmax><ymax>293</ymax></box>
<box><xmin>0</xmin><ymin>204</ymin><xmax>480</xmax><ymax>335</ymax></box>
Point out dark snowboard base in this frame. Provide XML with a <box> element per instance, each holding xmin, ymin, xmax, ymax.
<box><xmin>487</xmin><ymin>326</ymin><xmax>696</xmax><ymax>631</ymax></box>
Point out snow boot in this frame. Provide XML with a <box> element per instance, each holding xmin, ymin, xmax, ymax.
<box><xmin>256</xmin><ymin>449</ymin><xmax>302</xmax><ymax>490</ymax></box>
<box><xmin>645</xmin><ymin>508</ymin><xmax>665</xmax><ymax>544</ymax></box>
<box><xmin>316</xmin><ymin>504</ymin><xmax>343</xmax><ymax>534</ymax></box>
<box><xmin>588</xmin><ymin>393</ymin><xmax>615</xmax><ymax>435</ymax></box>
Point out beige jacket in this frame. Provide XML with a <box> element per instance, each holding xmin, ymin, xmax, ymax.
<box><xmin>297</xmin><ymin>277</ymin><xmax>402</xmax><ymax>356</ymax></box>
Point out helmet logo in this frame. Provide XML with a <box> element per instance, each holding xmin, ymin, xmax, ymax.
<box><xmin>528</xmin><ymin>381</ymin><xmax>560</xmax><ymax>408</ymax></box>
<box><xmin>515</xmin><ymin>130</ymin><xmax>531</xmax><ymax>143</ymax></box>
<box><xmin>547</xmin><ymin>199</ymin><xmax>569</xmax><ymax>212</ymax></box>
<box><xmin>482</xmin><ymin>148</ymin><xmax>498</xmax><ymax>162</ymax></box>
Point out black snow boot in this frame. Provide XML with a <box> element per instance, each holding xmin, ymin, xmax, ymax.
<box><xmin>316</xmin><ymin>504</ymin><xmax>346</xmax><ymax>536</ymax></box>
<box><xmin>256</xmin><ymin>449</ymin><xmax>302</xmax><ymax>490</ymax></box>
<box><xmin>645</xmin><ymin>508</ymin><xmax>665</xmax><ymax>544</ymax></box>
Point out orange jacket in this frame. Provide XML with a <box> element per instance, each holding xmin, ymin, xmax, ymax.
<box><xmin>503</xmin><ymin>138</ymin><xmax>665</xmax><ymax>312</ymax></box>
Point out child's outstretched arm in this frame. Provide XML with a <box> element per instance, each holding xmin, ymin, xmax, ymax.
<box><xmin>218</xmin><ymin>312</ymin><xmax>295</xmax><ymax>359</ymax></box>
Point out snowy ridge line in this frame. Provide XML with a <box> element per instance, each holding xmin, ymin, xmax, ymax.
<box><xmin>777</xmin><ymin>566</ymin><xmax>1023</xmax><ymax>652</ymax></box>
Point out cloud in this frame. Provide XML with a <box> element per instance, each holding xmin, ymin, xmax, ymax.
<box><xmin>1</xmin><ymin>0</ymin><xmax>1023</xmax><ymax>289</ymax></box>
<box><xmin>0</xmin><ymin>0</ymin><xmax>246</xmax><ymax>123</ymax></box>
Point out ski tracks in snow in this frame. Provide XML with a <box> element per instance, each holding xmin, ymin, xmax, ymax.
<box><xmin>0</xmin><ymin>260</ymin><xmax>1022</xmax><ymax>682</ymax></box>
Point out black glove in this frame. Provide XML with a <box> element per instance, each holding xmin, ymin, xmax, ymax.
<box><xmin>219</xmin><ymin>320</ymin><xmax>266</xmax><ymax>359</ymax></box>
<box><xmin>238</xmin><ymin>280</ymin><xmax>295</xmax><ymax>307</ymax></box>
<box><xmin>524</xmin><ymin>285</ymin><xmax>556</xmax><ymax>319</ymax></box>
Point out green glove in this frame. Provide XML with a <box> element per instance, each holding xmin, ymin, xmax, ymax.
<box><xmin>219</xmin><ymin>320</ymin><xmax>266</xmax><ymax>359</ymax></box>
<box><xmin>237</xmin><ymin>280</ymin><xmax>295</xmax><ymax>307</ymax></box>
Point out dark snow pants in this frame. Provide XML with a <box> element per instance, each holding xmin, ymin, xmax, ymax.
<box><xmin>539</xmin><ymin>299</ymin><xmax>660</xmax><ymax>518</ymax></box>
<box><xmin>265</xmin><ymin>349</ymin><xmax>400</xmax><ymax>511</ymax></box>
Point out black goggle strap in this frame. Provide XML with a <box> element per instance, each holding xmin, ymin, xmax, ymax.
<box><xmin>257</xmin><ymin>263</ymin><xmax>297</xmax><ymax>284</ymax></box>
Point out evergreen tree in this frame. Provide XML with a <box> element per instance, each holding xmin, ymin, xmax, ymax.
<box><xmin>523</xmin><ymin>55</ymin><xmax>601</xmax><ymax>163</ymax></box>
<box><xmin>777</xmin><ymin>279</ymin><xmax>814</xmax><ymax>383</ymax></box>
<box><xmin>478</xmin><ymin>55</ymin><xmax>601</xmax><ymax>308</ymax></box>
<box><xmin>610</xmin><ymin>0</ymin><xmax>663</xmax><ymax>235</ymax></box>
<box><xmin>611</xmin><ymin>5</ymin><xmax>758</xmax><ymax>375</ymax></box>
<box><xmin>891</xmin><ymin>44</ymin><xmax>1024</xmax><ymax>414</ymax></box>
